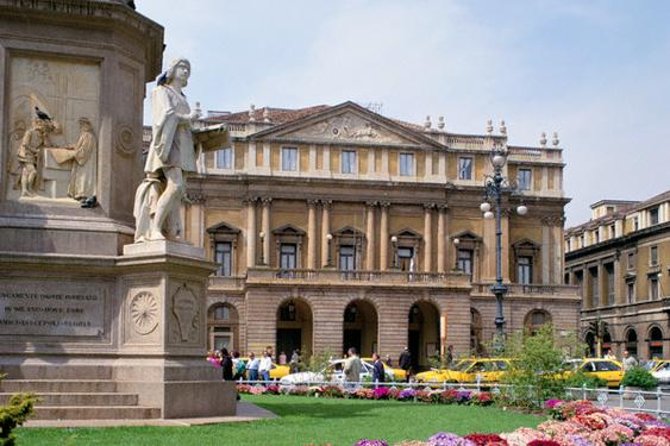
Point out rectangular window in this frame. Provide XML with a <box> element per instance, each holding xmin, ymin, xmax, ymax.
<box><xmin>627</xmin><ymin>252</ymin><xmax>635</xmax><ymax>269</ymax></box>
<box><xmin>627</xmin><ymin>282</ymin><xmax>635</xmax><ymax>304</ymax></box>
<box><xmin>605</xmin><ymin>263</ymin><xmax>615</xmax><ymax>306</ymax></box>
<box><xmin>457</xmin><ymin>249</ymin><xmax>473</xmax><ymax>275</ymax></box>
<box><xmin>216</xmin><ymin>147</ymin><xmax>234</xmax><ymax>169</ymax></box>
<box><xmin>594</xmin><ymin>229</ymin><xmax>600</xmax><ymax>244</ymax></box>
<box><xmin>609</xmin><ymin>224</ymin><xmax>616</xmax><ymax>239</ymax></box>
<box><xmin>517</xmin><ymin>256</ymin><xmax>532</xmax><ymax>284</ymax></box>
<box><xmin>280</xmin><ymin>243</ymin><xmax>297</xmax><ymax>270</ymax></box>
<box><xmin>517</xmin><ymin>169</ymin><xmax>532</xmax><ymax>191</ymax></box>
<box><xmin>399</xmin><ymin>153</ymin><xmax>414</xmax><ymax>176</ymax></box>
<box><xmin>458</xmin><ymin>157</ymin><xmax>473</xmax><ymax>180</ymax></box>
<box><xmin>651</xmin><ymin>246</ymin><xmax>658</xmax><ymax>266</ymax></box>
<box><xmin>281</xmin><ymin>147</ymin><xmax>298</xmax><ymax>171</ymax></box>
<box><xmin>338</xmin><ymin>245</ymin><xmax>356</xmax><ymax>271</ymax></box>
<box><xmin>398</xmin><ymin>247</ymin><xmax>415</xmax><ymax>271</ymax></box>
<box><xmin>650</xmin><ymin>207</ymin><xmax>660</xmax><ymax>225</ymax></box>
<box><xmin>650</xmin><ymin>277</ymin><xmax>659</xmax><ymax>300</ymax></box>
<box><xmin>214</xmin><ymin>242</ymin><xmax>232</xmax><ymax>276</ymax></box>
<box><xmin>633</xmin><ymin>216</ymin><xmax>639</xmax><ymax>231</ymax></box>
<box><xmin>341</xmin><ymin>150</ymin><xmax>357</xmax><ymax>174</ymax></box>
<box><xmin>589</xmin><ymin>267</ymin><xmax>599</xmax><ymax>304</ymax></box>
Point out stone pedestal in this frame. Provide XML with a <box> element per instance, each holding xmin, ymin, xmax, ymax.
<box><xmin>118</xmin><ymin>240</ymin><xmax>235</xmax><ymax>418</ymax></box>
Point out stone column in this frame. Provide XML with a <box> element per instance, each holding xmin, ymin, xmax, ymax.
<box><xmin>246</xmin><ymin>198</ymin><xmax>258</xmax><ymax>268</ymax></box>
<box><xmin>379</xmin><ymin>202</ymin><xmax>390</xmax><ymax>271</ymax></box>
<box><xmin>366</xmin><ymin>201</ymin><xmax>377</xmax><ymax>270</ymax></box>
<box><xmin>321</xmin><ymin>200</ymin><xmax>332</xmax><ymax>268</ymax></box>
<box><xmin>436</xmin><ymin>205</ymin><xmax>447</xmax><ymax>273</ymax></box>
<box><xmin>307</xmin><ymin>200</ymin><xmax>318</xmax><ymax>269</ymax></box>
<box><xmin>423</xmin><ymin>203</ymin><xmax>434</xmax><ymax>272</ymax></box>
<box><xmin>261</xmin><ymin>197</ymin><xmax>272</xmax><ymax>266</ymax></box>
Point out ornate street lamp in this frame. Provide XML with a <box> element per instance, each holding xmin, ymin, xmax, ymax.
<box><xmin>326</xmin><ymin>233</ymin><xmax>333</xmax><ymax>267</ymax></box>
<box><xmin>391</xmin><ymin>235</ymin><xmax>398</xmax><ymax>269</ymax></box>
<box><xmin>480</xmin><ymin>143</ymin><xmax>527</xmax><ymax>353</ymax></box>
<box><xmin>258</xmin><ymin>231</ymin><xmax>265</xmax><ymax>265</ymax></box>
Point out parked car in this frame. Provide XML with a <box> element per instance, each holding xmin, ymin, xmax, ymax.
<box><xmin>650</xmin><ymin>360</ymin><xmax>670</xmax><ymax>384</ymax></box>
<box><xmin>562</xmin><ymin>358</ymin><xmax>623</xmax><ymax>388</ymax></box>
<box><xmin>415</xmin><ymin>359</ymin><xmax>473</xmax><ymax>385</ymax></box>
<box><xmin>279</xmin><ymin>358</ymin><xmax>392</xmax><ymax>385</ymax></box>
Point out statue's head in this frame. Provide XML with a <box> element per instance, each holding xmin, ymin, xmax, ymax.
<box><xmin>157</xmin><ymin>58</ymin><xmax>191</xmax><ymax>87</ymax></box>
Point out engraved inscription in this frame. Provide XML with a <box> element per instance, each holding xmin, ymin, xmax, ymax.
<box><xmin>0</xmin><ymin>288</ymin><xmax>104</xmax><ymax>336</ymax></box>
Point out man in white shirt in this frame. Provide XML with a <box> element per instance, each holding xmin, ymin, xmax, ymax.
<box><xmin>259</xmin><ymin>351</ymin><xmax>273</xmax><ymax>382</ymax></box>
<box><xmin>246</xmin><ymin>352</ymin><xmax>260</xmax><ymax>381</ymax></box>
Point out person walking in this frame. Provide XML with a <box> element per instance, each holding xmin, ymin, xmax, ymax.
<box><xmin>246</xmin><ymin>352</ymin><xmax>260</xmax><ymax>382</ymax></box>
<box><xmin>446</xmin><ymin>345</ymin><xmax>455</xmax><ymax>368</ymax></box>
<box><xmin>220</xmin><ymin>348</ymin><xmax>233</xmax><ymax>381</ymax></box>
<box><xmin>623</xmin><ymin>350</ymin><xmax>638</xmax><ymax>371</ymax></box>
<box><xmin>372</xmin><ymin>352</ymin><xmax>386</xmax><ymax>385</ymax></box>
<box><xmin>343</xmin><ymin>347</ymin><xmax>362</xmax><ymax>388</ymax></box>
<box><xmin>399</xmin><ymin>347</ymin><xmax>412</xmax><ymax>382</ymax></box>
<box><xmin>259</xmin><ymin>350</ymin><xmax>273</xmax><ymax>382</ymax></box>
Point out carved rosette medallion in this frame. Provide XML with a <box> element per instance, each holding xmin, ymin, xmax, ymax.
<box><xmin>170</xmin><ymin>285</ymin><xmax>200</xmax><ymax>343</ymax></box>
<box><xmin>129</xmin><ymin>291</ymin><xmax>159</xmax><ymax>335</ymax></box>
<box><xmin>115</xmin><ymin>124</ymin><xmax>136</xmax><ymax>156</ymax></box>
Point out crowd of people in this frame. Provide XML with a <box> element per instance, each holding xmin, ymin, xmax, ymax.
<box><xmin>206</xmin><ymin>346</ymin><xmax>304</xmax><ymax>382</ymax></box>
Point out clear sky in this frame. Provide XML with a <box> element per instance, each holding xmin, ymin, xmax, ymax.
<box><xmin>137</xmin><ymin>0</ymin><xmax>670</xmax><ymax>226</ymax></box>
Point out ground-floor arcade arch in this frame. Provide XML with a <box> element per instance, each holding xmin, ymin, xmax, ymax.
<box><xmin>276</xmin><ymin>298</ymin><xmax>313</xmax><ymax>359</ymax></box>
<box><xmin>343</xmin><ymin>299</ymin><xmax>378</xmax><ymax>357</ymax></box>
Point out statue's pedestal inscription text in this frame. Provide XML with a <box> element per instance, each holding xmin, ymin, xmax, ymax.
<box><xmin>0</xmin><ymin>287</ymin><xmax>103</xmax><ymax>336</ymax></box>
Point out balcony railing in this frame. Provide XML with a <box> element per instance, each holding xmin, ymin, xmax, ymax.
<box><xmin>471</xmin><ymin>282</ymin><xmax>580</xmax><ymax>298</ymax></box>
<box><xmin>208</xmin><ymin>275</ymin><xmax>247</xmax><ymax>290</ymax></box>
<box><xmin>246</xmin><ymin>268</ymin><xmax>471</xmax><ymax>287</ymax></box>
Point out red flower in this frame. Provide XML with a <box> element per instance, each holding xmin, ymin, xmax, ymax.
<box><xmin>463</xmin><ymin>433</ymin><xmax>509</xmax><ymax>445</ymax></box>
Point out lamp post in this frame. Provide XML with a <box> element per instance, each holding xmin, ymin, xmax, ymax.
<box><xmin>480</xmin><ymin>143</ymin><xmax>527</xmax><ymax>353</ymax></box>
<box><xmin>391</xmin><ymin>235</ymin><xmax>398</xmax><ymax>269</ymax></box>
<box><xmin>326</xmin><ymin>233</ymin><xmax>333</xmax><ymax>267</ymax></box>
<box><xmin>259</xmin><ymin>231</ymin><xmax>265</xmax><ymax>265</ymax></box>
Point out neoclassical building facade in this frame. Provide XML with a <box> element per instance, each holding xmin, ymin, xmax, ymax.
<box><xmin>565</xmin><ymin>191</ymin><xmax>670</xmax><ymax>360</ymax></box>
<box><xmin>183</xmin><ymin>101</ymin><xmax>579</xmax><ymax>367</ymax></box>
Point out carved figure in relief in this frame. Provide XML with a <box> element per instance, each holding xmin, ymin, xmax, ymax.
<box><xmin>65</xmin><ymin>118</ymin><xmax>97</xmax><ymax>202</ymax></box>
<box><xmin>134</xmin><ymin>58</ymin><xmax>200</xmax><ymax>242</ymax></box>
<box><xmin>17</xmin><ymin>115</ymin><xmax>55</xmax><ymax>197</ymax></box>
<box><xmin>7</xmin><ymin>120</ymin><xmax>26</xmax><ymax>190</ymax></box>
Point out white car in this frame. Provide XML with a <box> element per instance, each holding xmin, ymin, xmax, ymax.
<box><xmin>279</xmin><ymin>358</ymin><xmax>392</xmax><ymax>385</ymax></box>
<box><xmin>651</xmin><ymin>361</ymin><xmax>670</xmax><ymax>384</ymax></box>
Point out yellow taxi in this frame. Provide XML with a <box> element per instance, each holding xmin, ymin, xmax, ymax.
<box><xmin>442</xmin><ymin>358</ymin><xmax>512</xmax><ymax>384</ymax></box>
<box><xmin>562</xmin><ymin>358</ymin><xmax>624</xmax><ymax>388</ymax></box>
<box><xmin>415</xmin><ymin>359</ymin><xmax>472</xmax><ymax>384</ymax></box>
<box><xmin>362</xmin><ymin>357</ymin><xmax>406</xmax><ymax>381</ymax></box>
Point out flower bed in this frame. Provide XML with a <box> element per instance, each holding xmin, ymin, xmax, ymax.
<box><xmin>352</xmin><ymin>400</ymin><xmax>670</xmax><ymax>445</ymax></box>
<box><xmin>236</xmin><ymin>383</ymin><xmax>493</xmax><ymax>406</ymax></box>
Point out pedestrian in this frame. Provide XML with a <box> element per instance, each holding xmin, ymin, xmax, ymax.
<box><xmin>399</xmin><ymin>346</ymin><xmax>412</xmax><ymax>382</ymax></box>
<box><xmin>343</xmin><ymin>347</ymin><xmax>362</xmax><ymax>388</ymax></box>
<box><xmin>623</xmin><ymin>350</ymin><xmax>638</xmax><ymax>371</ymax></box>
<box><xmin>384</xmin><ymin>354</ymin><xmax>393</xmax><ymax>367</ymax></box>
<box><xmin>289</xmin><ymin>349</ymin><xmax>301</xmax><ymax>373</ymax></box>
<box><xmin>446</xmin><ymin>345</ymin><xmax>454</xmax><ymax>367</ymax></box>
<box><xmin>372</xmin><ymin>352</ymin><xmax>385</xmax><ymax>385</ymax></box>
<box><xmin>259</xmin><ymin>350</ymin><xmax>273</xmax><ymax>382</ymax></box>
<box><xmin>279</xmin><ymin>351</ymin><xmax>287</xmax><ymax>365</ymax></box>
<box><xmin>232</xmin><ymin>351</ymin><xmax>246</xmax><ymax>380</ymax></box>
<box><xmin>220</xmin><ymin>348</ymin><xmax>233</xmax><ymax>381</ymax></box>
<box><xmin>604</xmin><ymin>349</ymin><xmax>617</xmax><ymax>361</ymax></box>
<box><xmin>246</xmin><ymin>352</ymin><xmax>260</xmax><ymax>382</ymax></box>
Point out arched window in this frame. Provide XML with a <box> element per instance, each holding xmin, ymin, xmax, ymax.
<box><xmin>648</xmin><ymin>326</ymin><xmax>663</xmax><ymax>359</ymax></box>
<box><xmin>524</xmin><ymin>309</ymin><xmax>551</xmax><ymax>335</ymax></box>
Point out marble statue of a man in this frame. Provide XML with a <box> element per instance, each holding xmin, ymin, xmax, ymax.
<box><xmin>134</xmin><ymin>58</ymin><xmax>200</xmax><ymax>242</ymax></box>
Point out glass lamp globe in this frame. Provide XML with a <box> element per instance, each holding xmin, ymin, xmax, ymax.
<box><xmin>480</xmin><ymin>202</ymin><xmax>491</xmax><ymax>213</ymax></box>
<box><xmin>516</xmin><ymin>205</ymin><xmax>528</xmax><ymax>216</ymax></box>
<box><xmin>484</xmin><ymin>211</ymin><xmax>494</xmax><ymax>220</ymax></box>
<box><xmin>491</xmin><ymin>154</ymin><xmax>506</xmax><ymax>168</ymax></box>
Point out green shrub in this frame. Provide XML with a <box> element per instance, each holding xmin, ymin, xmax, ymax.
<box><xmin>621</xmin><ymin>366</ymin><xmax>659</xmax><ymax>390</ymax></box>
<box><xmin>0</xmin><ymin>393</ymin><xmax>37</xmax><ymax>446</ymax></box>
<box><xmin>565</xmin><ymin>370</ymin><xmax>607</xmax><ymax>389</ymax></box>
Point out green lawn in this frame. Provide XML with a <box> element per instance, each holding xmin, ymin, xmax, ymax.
<box><xmin>16</xmin><ymin>395</ymin><xmax>543</xmax><ymax>446</ymax></box>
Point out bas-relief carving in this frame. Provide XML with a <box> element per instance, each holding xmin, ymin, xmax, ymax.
<box><xmin>5</xmin><ymin>56</ymin><xmax>100</xmax><ymax>203</ymax></box>
<box><xmin>287</xmin><ymin>112</ymin><xmax>407</xmax><ymax>144</ymax></box>
<box><xmin>169</xmin><ymin>284</ymin><xmax>200</xmax><ymax>344</ymax></box>
<box><xmin>129</xmin><ymin>291</ymin><xmax>159</xmax><ymax>335</ymax></box>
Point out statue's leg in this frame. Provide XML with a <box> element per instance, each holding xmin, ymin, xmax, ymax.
<box><xmin>148</xmin><ymin>167</ymin><xmax>184</xmax><ymax>240</ymax></box>
<box><xmin>20</xmin><ymin>163</ymin><xmax>36</xmax><ymax>197</ymax></box>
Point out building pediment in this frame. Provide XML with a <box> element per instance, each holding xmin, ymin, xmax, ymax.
<box><xmin>206</xmin><ymin>222</ymin><xmax>241</xmax><ymax>234</ymax></box>
<box><xmin>272</xmin><ymin>224</ymin><xmax>306</xmax><ymax>236</ymax></box>
<box><xmin>250</xmin><ymin>101</ymin><xmax>443</xmax><ymax>149</ymax></box>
